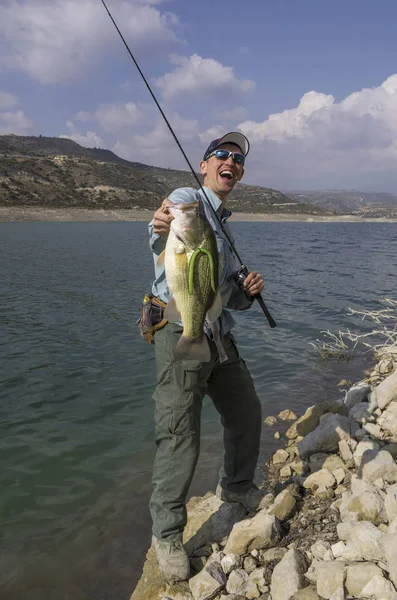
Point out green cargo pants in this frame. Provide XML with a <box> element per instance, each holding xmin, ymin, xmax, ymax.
<box><xmin>150</xmin><ymin>322</ymin><xmax>262</xmax><ymax>542</ymax></box>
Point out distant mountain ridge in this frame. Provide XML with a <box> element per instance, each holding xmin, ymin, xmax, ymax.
<box><xmin>286</xmin><ymin>188</ymin><xmax>397</xmax><ymax>216</ymax></box>
<box><xmin>0</xmin><ymin>134</ymin><xmax>331</xmax><ymax>215</ymax></box>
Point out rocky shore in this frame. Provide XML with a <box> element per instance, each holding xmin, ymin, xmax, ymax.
<box><xmin>131</xmin><ymin>354</ymin><xmax>397</xmax><ymax>600</ymax></box>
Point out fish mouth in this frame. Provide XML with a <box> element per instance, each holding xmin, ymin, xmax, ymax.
<box><xmin>174</xmin><ymin>201</ymin><xmax>200</xmax><ymax>212</ymax></box>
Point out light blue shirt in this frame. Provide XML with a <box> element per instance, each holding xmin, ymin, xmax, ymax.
<box><xmin>148</xmin><ymin>186</ymin><xmax>253</xmax><ymax>335</ymax></box>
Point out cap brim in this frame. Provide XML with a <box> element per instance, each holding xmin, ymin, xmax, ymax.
<box><xmin>216</xmin><ymin>132</ymin><xmax>250</xmax><ymax>156</ymax></box>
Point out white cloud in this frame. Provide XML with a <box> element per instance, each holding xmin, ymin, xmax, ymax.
<box><xmin>60</xmin><ymin>121</ymin><xmax>104</xmax><ymax>147</ymax></box>
<box><xmin>73</xmin><ymin>102</ymin><xmax>144</xmax><ymax>132</ymax></box>
<box><xmin>236</xmin><ymin>74</ymin><xmax>397</xmax><ymax>190</ymax></box>
<box><xmin>213</xmin><ymin>105</ymin><xmax>248</xmax><ymax>122</ymax></box>
<box><xmin>0</xmin><ymin>92</ymin><xmax>19</xmax><ymax>109</ymax></box>
<box><xmin>156</xmin><ymin>54</ymin><xmax>256</xmax><ymax>99</ymax></box>
<box><xmin>0</xmin><ymin>109</ymin><xmax>33</xmax><ymax>134</ymax></box>
<box><xmin>0</xmin><ymin>0</ymin><xmax>182</xmax><ymax>84</ymax></box>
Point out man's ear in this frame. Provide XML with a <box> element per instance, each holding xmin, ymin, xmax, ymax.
<box><xmin>200</xmin><ymin>160</ymin><xmax>207</xmax><ymax>176</ymax></box>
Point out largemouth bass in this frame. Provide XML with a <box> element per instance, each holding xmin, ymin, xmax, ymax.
<box><xmin>161</xmin><ymin>200</ymin><xmax>224</xmax><ymax>362</ymax></box>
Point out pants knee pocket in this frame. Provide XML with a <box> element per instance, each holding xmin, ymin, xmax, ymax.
<box><xmin>155</xmin><ymin>395</ymin><xmax>196</xmax><ymax>436</ymax></box>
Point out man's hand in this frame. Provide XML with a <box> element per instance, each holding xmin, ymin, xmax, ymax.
<box><xmin>243</xmin><ymin>272</ymin><xmax>265</xmax><ymax>296</ymax></box>
<box><xmin>153</xmin><ymin>198</ymin><xmax>175</xmax><ymax>237</ymax></box>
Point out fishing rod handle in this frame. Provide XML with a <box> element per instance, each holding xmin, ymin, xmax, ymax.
<box><xmin>253</xmin><ymin>293</ymin><xmax>277</xmax><ymax>328</ymax></box>
<box><xmin>235</xmin><ymin>265</ymin><xmax>277</xmax><ymax>328</ymax></box>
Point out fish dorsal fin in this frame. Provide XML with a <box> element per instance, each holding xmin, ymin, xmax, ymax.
<box><xmin>156</xmin><ymin>250</ymin><xmax>166</xmax><ymax>268</ymax></box>
<box><xmin>206</xmin><ymin>289</ymin><xmax>223</xmax><ymax>323</ymax></box>
<box><xmin>164</xmin><ymin>296</ymin><xmax>181</xmax><ymax>323</ymax></box>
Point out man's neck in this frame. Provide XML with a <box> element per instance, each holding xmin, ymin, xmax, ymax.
<box><xmin>203</xmin><ymin>184</ymin><xmax>229</xmax><ymax>208</ymax></box>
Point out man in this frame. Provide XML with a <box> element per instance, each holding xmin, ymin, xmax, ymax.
<box><xmin>148</xmin><ymin>132</ymin><xmax>268</xmax><ymax>581</ymax></box>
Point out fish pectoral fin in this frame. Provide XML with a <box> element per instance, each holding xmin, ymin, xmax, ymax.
<box><xmin>164</xmin><ymin>296</ymin><xmax>181</xmax><ymax>323</ymax></box>
<box><xmin>173</xmin><ymin>334</ymin><xmax>211</xmax><ymax>363</ymax></box>
<box><xmin>206</xmin><ymin>289</ymin><xmax>223</xmax><ymax>323</ymax></box>
<box><xmin>156</xmin><ymin>250</ymin><xmax>166</xmax><ymax>268</ymax></box>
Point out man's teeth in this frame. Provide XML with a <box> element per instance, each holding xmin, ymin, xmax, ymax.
<box><xmin>220</xmin><ymin>170</ymin><xmax>233</xmax><ymax>180</ymax></box>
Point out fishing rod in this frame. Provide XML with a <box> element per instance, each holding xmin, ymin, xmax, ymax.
<box><xmin>100</xmin><ymin>0</ymin><xmax>276</xmax><ymax>328</ymax></box>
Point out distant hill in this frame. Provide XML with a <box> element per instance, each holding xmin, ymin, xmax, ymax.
<box><xmin>287</xmin><ymin>188</ymin><xmax>397</xmax><ymax>217</ymax></box>
<box><xmin>0</xmin><ymin>134</ymin><xmax>331</xmax><ymax>215</ymax></box>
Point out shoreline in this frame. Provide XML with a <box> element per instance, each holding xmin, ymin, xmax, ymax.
<box><xmin>132</xmin><ymin>354</ymin><xmax>397</xmax><ymax>600</ymax></box>
<box><xmin>1</xmin><ymin>207</ymin><xmax>397</xmax><ymax>223</ymax></box>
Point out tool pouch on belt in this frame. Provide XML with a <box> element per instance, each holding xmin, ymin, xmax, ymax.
<box><xmin>138</xmin><ymin>294</ymin><xmax>168</xmax><ymax>344</ymax></box>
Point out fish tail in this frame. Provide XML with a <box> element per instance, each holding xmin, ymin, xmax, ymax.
<box><xmin>173</xmin><ymin>334</ymin><xmax>211</xmax><ymax>363</ymax></box>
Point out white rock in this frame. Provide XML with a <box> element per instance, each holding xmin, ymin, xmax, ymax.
<box><xmin>383</xmin><ymin>533</ymin><xmax>397</xmax><ymax>588</ymax></box>
<box><xmin>363</xmin><ymin>422</ymin><xmax>384</xmax><ymax>438</ymax></box>
<box><xmin>347</xmin><ymin>488</ymin><xmax>386</xmax><ymax>525</ymax></box>
<box><xmin>353</xmin><ymin>438</ymin><xmax>381</xmax><ymax>467</ymax></box>
<box><xmin>304</xmin><ymin>469</ymin><xmax>336</xmax><ymax>491</ymax></box>
<box><xmin>224</xmin><ymin>511</ymin><xmax>281</xmax><ymax>555</ymax></box>
<box><xmin>347</xmin><ymin>521</ymin><xmax>385</xmax><ymax>561</ymax></box>
<box><xmin>278</xmin><ymin>409</ymin><xmax>297</xmax><ymax>421</ymax></box>
<box><xmin>373</xmin><ymin>477</ymin><xmax>386</xmax><ymax>490</ymax></box>
<box><xmin>268</xmin><ymin>489</ymin><xmax>296</xmax><ymax>521</ymax></box>
<box><xmin>264</xmin><ymin>416</ymin><xmax>277</xmax><ymax>426</ymax></box>
<box><xmin>273</xmin><ymin>449</ymin><xmax>289</xmax><ymax>465</ymax></box>
<box><xmin>389</xmin><ymin>517</ymin><xmax>397</xmax><ymax>533</ymax></box>
<box><xmin>184</xmin><ymin>493</ymin><xmax>246</xmax><ymax>555</ymax></box>
<box><xmin>309</xmin><ymin>453</ymin><xmax>346</xmax><ymax>474</ymax></box>
<box><xmin>189</xmin><ymin>562</ymin><xmax>226</xmax><ymax>600</ymax></box>
<box><xmin>226</xmin><ymin>569</ymin><xmax>259</xmax><ymax>599</ymax></box>
<box><xmin>328</xmin><ymin>586</ymin><xmax>344</xmax><ymax>600</ymax></box>
<box><xmin>280</xmin><ymin>465</ymin><xmax>292</xmax><ymax>477</ymax></box>
<box><xmin>359</xmin><ymin>574</ymin><xmax>397</xmax><ymax>600</ymax></box>
<box><xmin>379</xmin><ymin>403</ymin><xmax>397</xmax><ymax>438</ymax></box>
<box><xmin>345</xmin><ymin>382</ymin><xmax>371</xmax><ymax>410</ymax></box>
<box><xmin>369</xmin><ymin>369</ymin><xmax>397</xmax><ymax>411</ymax></box>
<box><xmin>332</xmin><ymin>468</ymin><xmax>345</xmax><ymax>485</ymax></box>
<box><xmin>297</xmin><ymin>414</ymin><xmax>353</xmax><ymax>459</ymax></box>
<box><xmin>337</xmin><ymin>521</ymin><xmax>353</xmax><ymax>541</ymax></box>
<box><xmin>310</xmin><ymin>540</ymin><xmax>331</xmax><ymax>561</ymax></box>
<box><xmin>338</xmin><ymin>491</ymin><xmax>359</xmax><ymax>522</ymax></box>
<box><xmin>315</xmin><ymin>561</ymin><xmax>345</xmax><ymax>600</ymax></box>
<box><xmin>304</xmin><ymin>559</ymin><xmax>321</xmax><ymax>584</ymax></box>
<box><xmin>369</xmin><ymin>371</ymin><xmax>397</xmax><ymax>410</ymax></box>
<box><xmin>361</xmin><ymin>449</ymin><xmax>397</xmax><ymax>484</ymax></box>
<box><xmin>271</xmin><ymin>549</ymin><xmax>308</xmax><ymax>600</ymax></box>
<box><xmin>220</xmin><ymin>554</ymin><xmax>242</xmax><ymax>575</ymax></box>
<box><xmin>330</xmin><ymin>541</ymin><xmax>346</xmax><ymax>558</ymax></box>
<box><xmin>378</xmin><ymin>358</ymin><xmax>395</xmax><ymax>375</ymax></box>
<box><xmin>338</xmin><ymin>440</ymin><xmax>353</xmax><ymax>463</ymax></box>
<box><xmin>345</xmin><ymin>561</ymin><xmax>383</xmax><ymax>597</ymax></box>
<box><xmin>249</xmin><ymin>566</ymin><xmax>267</xmax><ymax>584</ymax></box>
<box><xmin>385</xmin><ymin>484</ymin><xmax>397</xmax><ymax>523</ymax></box>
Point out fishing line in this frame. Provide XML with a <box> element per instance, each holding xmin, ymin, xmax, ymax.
<box><xmin>100</xmin><ymin>0</ymin><xmax>276</xmax><ymax>328</ymax></box>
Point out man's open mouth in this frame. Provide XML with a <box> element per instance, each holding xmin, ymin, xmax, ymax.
<box><xmin>219</xmin><ymin>170</ymin><xmax>234</xmax><ymax>180</ymax></box>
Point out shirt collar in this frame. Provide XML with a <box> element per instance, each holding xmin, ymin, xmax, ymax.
<box><xmin>200</xmin><ymin>186</ymin><xmax>231</xmax><ymax>221</ymax></box>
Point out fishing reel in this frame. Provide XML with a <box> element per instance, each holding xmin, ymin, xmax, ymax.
<box><xmin>233</xmin><ymin>264</ymin><xmax>250</xmax><ymax>290</ymax></box>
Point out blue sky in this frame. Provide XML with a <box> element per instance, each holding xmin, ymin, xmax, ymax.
<box><xmin>1</xmin><ymin>0</ymin><xmax>397</xmax><ymax>192</ymax></box>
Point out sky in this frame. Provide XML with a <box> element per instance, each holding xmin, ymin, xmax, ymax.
<box><xmin>1</xmin><ymin>0</ymin><xmax>397</xmax><ymax>192</ymax></box>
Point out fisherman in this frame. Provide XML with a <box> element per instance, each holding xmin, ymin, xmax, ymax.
<box><xmin>147</xmin><ymin>132</ymin><xmax>268</xmax><ymax>581</ymax></box>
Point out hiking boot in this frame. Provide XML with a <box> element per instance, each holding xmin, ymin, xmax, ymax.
<box><xmin>152</xmin><ymin>536</ymin><xmax>190</xmax><ymax>582</ymax></box>
<box><xmin>216</xmin><ymin>483</ymin><xmax>274</xmax><ymax>512</ymax></box>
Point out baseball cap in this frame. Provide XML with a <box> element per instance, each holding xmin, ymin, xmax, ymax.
<box><xmin>203</xmin><ymin>132</ymin><xmax>250</xmax><ymax>161</ymax></box>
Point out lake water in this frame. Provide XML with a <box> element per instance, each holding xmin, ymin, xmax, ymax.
<box><xmin>1</xmin><ymin>221</ymin><xmax>396</xmax><ymax>599</ymax></box>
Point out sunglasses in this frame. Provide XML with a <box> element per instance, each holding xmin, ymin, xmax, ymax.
<box><xmin>207</xmin><ymin>149</ymin><xmax>245</xmax><ymax>166</ymax></box>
